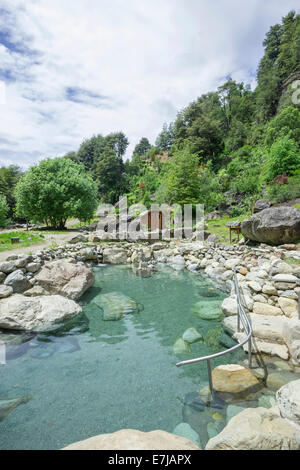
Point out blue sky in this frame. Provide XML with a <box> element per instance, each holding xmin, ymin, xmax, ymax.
<box><xmin>0</xmin><ymin>0</ymin><xmax>299</xmax><ymax>168</ymax></box>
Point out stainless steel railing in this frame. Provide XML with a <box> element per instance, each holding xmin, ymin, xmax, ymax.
<box><xmin>176</xmin><ymin>267</ymin><xmax>253</xmax><ymax>395</ymax></box>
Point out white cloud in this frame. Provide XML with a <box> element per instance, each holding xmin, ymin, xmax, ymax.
<box><xmin>0</xmin><ymin>0</ymin><xmax>298</xmax><ymax>167</ymax></box>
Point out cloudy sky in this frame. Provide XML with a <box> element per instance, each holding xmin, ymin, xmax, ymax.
<box><xmin>0</xmin><ymin>0</ymin><xmax>299</xmax><ymax>167</ymax></box>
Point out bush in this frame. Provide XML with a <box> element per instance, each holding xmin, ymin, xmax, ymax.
<box><xmin>266</xmin><ymin>136</ymin><xmax>300</xmax><ymax>181</ymax></box>
<box><xmin>266</xmin><ymin>173</ymin><xmax>300</xmax><ymax>203</ymax></box>
<box><xmin>15</xmin><ymin>158</ymin><xmax>98</xmax><ymax>229</ymax></box>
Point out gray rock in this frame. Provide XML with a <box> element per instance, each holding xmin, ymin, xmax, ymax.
<box><xmin>0</xmin><ymin>285</ymin><xmax>13</xmax><ymax>298</ymax></box>
<box><xmin>282</xmin><ymin>319</ymin><xmax>300</xmax><ymax>366</ymax></box>
<box><xmin>24</xmin><ymin>285</ymin><xmax>49</xmax><ymax>297</ymax></box>
<box><xmin>276</xmin><ymin>379</ymin><xmax>300</xmax><ymax>427</ymax></box>
<box><xmin>241</xmin><ymin>207</ymin><xmax>300</xmax><ymax>245</ymax></box>
<box><xmin>14</xmin><ymin>257</ymin><xmax>29</xmax><ymax>269</ymax></box>
<box><xmin>26</xmin><ymin>262</ymin><xmax>41</xmax><ymax>273</ymax></box>
<box><xmin>207</xmin><ymin>234</ymin><xmax>218</xmax><ymax>244</ymax></box>
<box><xmin>254</xmin><ymin>200</ymin><xmax>271</xmax><ymax>213</ymax></box>
<box><xmin>0</xmin><ymin>262</ymin><xmax>15</xmax><ymax>274</ymax></box>
<box><xmin>0</xmin><ymin>294</ymin><xmax>82</xmax><ymax>331</ymax></box>
<box><xmin>4</xmin><ymin>269</ymin><xmax>31</xmax><ymax>293</ymax></box>
<box><xmin>206</xmin><ymin>407</ymin><xmax>300</xmax><ymax>450</ymax></box>
<box><xmin>35</xmin><ymin>260</ymin><xmax>94</xmax><ymax>300</ymax></box>
<box><xmin>102</xmin><ymin>247</ymin><xmax>128</xmax><ymax>264</ymax></box>
<box><xmin>68</xmin><ymin>234</ymin><xmax>88</xmax><ymax>244</ymax></box>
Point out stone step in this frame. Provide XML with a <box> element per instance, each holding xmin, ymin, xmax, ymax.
<box><xmin>223</xmin><ymin>314</ymin><xmax>289</xmax><ymax>360</ymax></box>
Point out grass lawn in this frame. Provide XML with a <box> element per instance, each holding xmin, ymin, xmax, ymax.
<box><xmin>206</xmin><ymin>214</ymin><xmax>249</xmax><ymax>245</ymax></box>
<box><xmin>0</xmin><ymin>231</ymin><xmax>47</xmax><ymax>252</ymax></box>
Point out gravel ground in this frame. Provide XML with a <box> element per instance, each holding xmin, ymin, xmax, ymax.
<box><xmin>0</xmin><ymin>231</ymin><xmax>81</xmax><ymax>261</ymax></box>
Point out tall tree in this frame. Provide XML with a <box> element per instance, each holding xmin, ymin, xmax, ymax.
<box><xmin>132</xmin><ymin>137</ymin><xmax>152</xmax><ymax>158</ymax></box>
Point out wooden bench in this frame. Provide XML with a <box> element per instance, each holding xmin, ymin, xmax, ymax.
<box><xmin>10</xmin><ymin>237</ymin><xmax>20</xmax><ymax>244</ymax></box>
<box><xmin>226</xmin><ymin>221</ymin><xmax>241</xmax><ymax>243</ymax></box>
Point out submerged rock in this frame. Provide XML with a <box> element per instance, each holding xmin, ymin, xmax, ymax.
<box><xmin>212</xmin><ymin>364</ymin><xmax>260</xmax><ymax>394</ymax></box>
<box><xmin>197</xmin><ymin>287</ymin><xmax>220</xmax><ymax>298</ymax></box>
<box><xmin>266</xmin><ymin>370</ymin><xmax>299</xmax><ymax>392</ymax></box>
<box><xmin>182</xmin><ymin>327</ymin><xmax>203</xmax><ymax>344</ymax></box>
<box><xmin>173</xmin><ymin>338</ymin><xmax>191</xmax><ymax>355</ymax></box>
<box><xmin>172</xmin><ymin>423</ymin><xmax>200</xmax><ymax>447</ymax></box>
<box><xmin>29</xmin><ymin>336</ymin><xmax>80</xmax><ymax>359</ymax></box>
<box><xmin>191</xmin><ymin>300</ymin><xmax>223</xmax><ymax>320</ymax></box>
<box><xmin>205</xmin><ymin>328</ymin><xmax>223</xmax><ymax>352</ymax></box>
<box><xmin>0</xmin><ymin>395</ymin><xmax>31</xmax><ymax>422</ymax></box>
<box><xmin>92</xmin><ymin>291</ymin><xmax>141</xmax><ymax>321</ymax></box>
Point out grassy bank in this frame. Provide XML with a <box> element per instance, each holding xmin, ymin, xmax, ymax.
<box><xmin>206</xmin><ymin>214</ymin><xmax>249</xmax><ymax>245</ymax></box>
<box><xmin>0</xmin><ymin>230</ymin><xmax>68</xmax><ymax>253</ymax></box>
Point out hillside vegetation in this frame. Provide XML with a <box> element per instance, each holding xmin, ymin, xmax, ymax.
<box><xmin>0</xmin><ymin>11</ymin><xmax>300</xmax><ymax>228</ymax></box>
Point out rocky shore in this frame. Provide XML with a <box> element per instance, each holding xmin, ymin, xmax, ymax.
<box><xmin>0</xmin><ymin>236</ymin><xmax>299</xmax><ymax>361</ymax></box>
<box><xmin>0</xmin><ymin>235</ymin><xmax>300</xmax><ymax>450</ymax></box>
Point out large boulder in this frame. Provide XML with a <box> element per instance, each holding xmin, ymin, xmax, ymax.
<box><xmin>241</xmin><ymin>206</ymin><xmax>300</xmax><ymax>245</ymax></box>
<box><xmin>35</xmin><ymin>260</ymin><xmax>94</xmax><ymax>300</ymax></box>
<box><xmin>206</xmin><ymin>407</ymin><xmax>300</xmax><ymax>450</ymax></box>
<box><xmin>0</xmin><ymin>294</ymin><xmax>82</xmax><ymax>331</ymax></box>
<box><xmin>211</xmin><ymin>364</ymin><xmax>259</xmax><ymax>394</ymax></box>
<box><xmin>276</xmin><ymin>380</ymin><xmax>300</xmax><ymax>427</ymax></box>
<box><xmin>62</xmin><ymin>429</ymin><xmax>200</xmax><ymax>450</ymax></box>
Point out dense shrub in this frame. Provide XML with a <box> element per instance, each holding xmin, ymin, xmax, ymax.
<box><xmin>266</xmin><ymin>173</ymin><xmax>300</xmax><ymax>203</ymax></box>
<box><xmin>266</xmin><ymin>136</ymin><xmax>300</xmax><ymax>181</ymax></box>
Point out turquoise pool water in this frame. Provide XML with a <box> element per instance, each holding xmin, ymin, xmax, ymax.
<box><xmin>0</xmin><ymin>264</ymin><xmax>246</xmax><ymax>450</ymax></box>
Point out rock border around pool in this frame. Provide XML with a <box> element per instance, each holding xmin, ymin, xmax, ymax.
<box><xmin>0</xmin><ymin>237</ymin><xmax>299</xmax><ymax>364</ymax></box>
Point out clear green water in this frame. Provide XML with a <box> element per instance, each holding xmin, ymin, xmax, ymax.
<box><xmin>0</xmin><ymin>265</ymin><xmax>246</xmax><ymax>450</ymax></box>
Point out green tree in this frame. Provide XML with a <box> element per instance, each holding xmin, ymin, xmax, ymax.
<box><xmin>155</xmin><ymin>123</ymin><xmax>174</xmax><ymax>151</ymax></box>
<box><xmin>15</xmin><ymin>158</ymin><xmax>98</xmax><ymax>229</ymax></box>
<box><xmin>76</xmin><ymin>132</ymin><xmax>129</xmax><ymax>173</ymax></box>
<box><xmin>164</xmin><ymin>148</ymin><xmax>200</xmax><ymax>205</ymax></box>
<box><xmin>132</xmin><ymin>137</ymin><xmax>152</xmax><ymax>158</ymax></box>
<box><xmin>0</xmin><ymin>194</ymin><xmax>10</xmax><ymax>226</ymax></box>
<box><xmin>0</xmin><ymin>165</ymin><xmax>23</xmax><ymax>216</ymax></box>
<box><xmin>94</xmin><ymin>148</ymin><xmax>125</xmax><ymax>204</ymax></box>
<box><xmin>266</xmin><ymin>136</ymin><xmax>300</xmax><ymax>181</ymax></box>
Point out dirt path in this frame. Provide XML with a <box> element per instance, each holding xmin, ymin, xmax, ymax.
<box><xmin>0</xmin><ymin>231</ymin><xmax>81</xmax><ymax>261</ymax></box>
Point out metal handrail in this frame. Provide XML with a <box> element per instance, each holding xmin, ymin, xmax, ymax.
<box><xmin>176</xmin><ymin>267</ymin><xmax>253</xmax><ymax>395</ymax></box>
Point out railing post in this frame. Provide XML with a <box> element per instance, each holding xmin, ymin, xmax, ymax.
<box><xmin>248</xmin><ymin>338</ymin><xmax>252</xmax><ymax>369</ymax></box>
<box><xmin>207</xmin><ymin>359</ymin><xmax>213</xmax><ymax>396</ymax></box>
